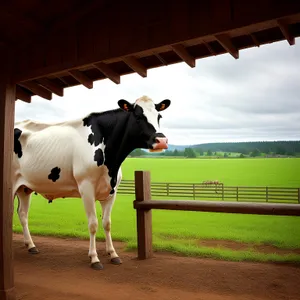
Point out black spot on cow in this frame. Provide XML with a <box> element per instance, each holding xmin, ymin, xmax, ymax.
<box><xmin>48</xmin><ymin>167</ymin><xmax>61</xmax><ymax>182</ymax></box>
<box><xmin>94</xmin><ymin>149</ymin><xmax>104</xmax><ymax>166</ymax></box>
<box><xmin>88</xmin><ymin>133</ymin><xmax>94</xmax><ymax>145</ymax></box>
<box><xmin>83</xmin><ymin>110</ymin><xmax>121</xmax><ymax>147</ymax></box>
<box><xmin>14</xmin><ymin>128</ymin><xmax>23</xmax><ymax>158</ymax></box>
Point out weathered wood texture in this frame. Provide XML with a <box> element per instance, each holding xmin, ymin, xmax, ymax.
<box><xmin>134</xmin><ymin>171</ymin><xmax>153</xmax><ymax>260</ymax></box>
<box><xmin>12</xmin><ymin>0</ymin><xmax>300</xmax><ymax>83</ymax></box>
<box><xmin>0</xmin><ymin>58</ymin><xmax>16</xmax><ymax>300</ymax></box>
<box><xmin>134</xmin><ymin>200</ymin><xmax>300</xmax><ymax>216</ymax></box>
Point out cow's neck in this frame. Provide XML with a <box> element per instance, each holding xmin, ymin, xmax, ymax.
<box><xmin>84</xmin><ymin>109</ymin><xmax>138</xmax><ymax>193</ymax></box>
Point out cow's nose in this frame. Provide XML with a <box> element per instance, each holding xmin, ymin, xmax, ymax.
<box><xmin>153</xmin><ymin>137</ymin><xmax>168</xmax><ymax>149</ymax></box>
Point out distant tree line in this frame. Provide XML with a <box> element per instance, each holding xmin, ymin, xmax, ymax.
<box><xmin>129</xmin><ymin>141</ymin><xmax>300</xmax><ymax>158</ymax></box>
<box><xmin>191</xmin><ymin>141</ymin><xmax>300</xmax><ymax>156</ymax></box>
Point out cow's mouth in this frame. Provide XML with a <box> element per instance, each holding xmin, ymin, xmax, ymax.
<box><xmin>149</xmin><ymin>148</ymin><xmax>164</xmax><ymax>153</ymax></box>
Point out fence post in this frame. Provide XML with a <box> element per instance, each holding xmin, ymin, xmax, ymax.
<box><xmin>236</xmin><ymin>187</ymin><xmax>239</xmax><ymax>201</ymax></box>
<box><xmin>134</xmin><ymin>170</ymin><xmax>153</xmax><ymax>260</ymax></box>
<box><xmin>193</xmin><ymin>184</ymin><xmax>195</xmax><ymax>200</ymax></box>
<box><xmin>222</xmin><ymin>184</ymin><xmax>224</xmax><ymax>201</ymax></box>
<box><xmin>298</xmin><ymin>188</ymin><xmax>300</xmax><ymax>204</ymax></box>
<box><xmin>266</xmin><ymin>187</ymin><xmax>269</xmax><ymax>202</ymax></box>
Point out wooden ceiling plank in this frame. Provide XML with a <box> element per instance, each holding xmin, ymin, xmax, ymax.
<box><xmin>93</xmin><ymin>62</ymin><xmax>120</xmax><ymax>84</ymax></box>
<box><xmin>123</xmin><ymin>56</ymin><xmax>147</xmax><ymax>78</ymax></box>
<box><xmin>214</xmin><ymin>34</ymin><xmax>239</xmax><ymax>59</ymax></box>
<box><xmin>37</xmin><ymin>78</ymin><xmax>64</xmax><ymax>96</ymax></box>
<box><xmin>277</xmin><ymin>19</ymin><xmax>295</xmax><ymax>45</ymax></box>
<box><xmin>50</xmin><ymin>1</ymin><xmax>108</xmax><ymax>33</ymax></box>
<box><xmin>16</xmin><ymin>86</ymin><xmax>31</xmax><ymax>103</ymax></box>
<box><xmin>13</xmin><ymin>3</ymin><xmax>300</xmax><ymax>83</ymax></box>
<box><xmin>68</xmin><ymin>70</ymin><xmax>93</xmax><ymax>89</ymax></box>
<box><xmin>0</xmin><ymin>6</ymin><xmax>41</xmax><ymax>32</ymax></box>
<box><xmin>171</xmin><ymin>44</ymin><xmax>195</xmax><ymax>68</ymax></box>
<box><xmin>18</xmin><ymin>81</ymin><xmax>52</xmax><ymax>100</ymax></box>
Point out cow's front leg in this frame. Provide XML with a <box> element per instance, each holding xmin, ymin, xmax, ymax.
<box><xmin>79</xmin><ymin>180</ymin><xmax>102</xmax><ymax>270</ymax></box>
<box><xmin>100</xmin><ymin>193</ymin><xmax>122</xmax><ymax>265</ymax></box>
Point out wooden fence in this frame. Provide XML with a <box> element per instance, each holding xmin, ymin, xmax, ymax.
<box><xmin>132</xmin><ymin>171</ymin><xmax>300</xmax><ymax>260</ymax></box>
<box><xmin>118</xmin><ymin>180</ymin><xmax>300</xmax><ymax>204</ymax></box>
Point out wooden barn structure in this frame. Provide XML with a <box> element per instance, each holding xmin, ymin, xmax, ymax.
<box><xmin>1</xmin><ymin>1</ymin><xmax>300</xmax><ymax>299</ymax></box>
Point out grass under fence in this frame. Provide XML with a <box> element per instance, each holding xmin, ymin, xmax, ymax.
<box><xmin>13</xmin><ymin>194</ymin><xmax>300</xmax><ymax>264</ymax></box>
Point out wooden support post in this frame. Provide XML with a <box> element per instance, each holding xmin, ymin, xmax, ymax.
<box><xmin>0</xmin><ymin>73</ymin><xmax>16</xmax><ymax>300</ymax></box>
<box><xmin>134</xmin><ymin>171</ymin><xmax>153</xmax><ymax>260</ymax></box>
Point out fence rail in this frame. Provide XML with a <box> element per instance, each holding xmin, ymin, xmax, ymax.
<box><xmin>132</xmin><ymin>171</ymin><xmax>300</xmax><ymax>260</ymax></box>
<box><xmin>118</xmin><ymin>180</ymin><xmax>300</xmax><ymax>203</ymax></box>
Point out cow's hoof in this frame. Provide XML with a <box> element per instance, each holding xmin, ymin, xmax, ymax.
<box><xmin>111</xmin><ymin>257</ymin><xmax>122</xmax><ymax>265</ymax></box>
<box><xmin>91</xmin><ymin>262</ymin><xmax>104</xmax><ymax>270</ymax></box>
<box><xmin>28</xmin><ymin>247</ymin><xmax>39</xmax><ymax>254</ymax></box>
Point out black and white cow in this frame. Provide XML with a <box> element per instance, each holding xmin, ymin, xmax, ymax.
<box><xmin>13</xmin><ymin>95</ymin><xmax>171</xmax><ymax>270</ymax></box>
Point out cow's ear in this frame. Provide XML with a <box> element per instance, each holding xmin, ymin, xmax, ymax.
<box><xmin>118</xmin><ymin>99</ymin><xmax>134</xmax><ymax>112</ymax></box>
<box><xmin>155</xmin><ymin>99</ymin><xmax>171</xmax><ymax>111</ymax></box>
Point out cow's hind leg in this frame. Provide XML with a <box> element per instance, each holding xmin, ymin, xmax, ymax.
<box><xmin>16</xmin><ymin>188</ymin><xmax>39</xmax><ymax>254</ymax></box>
<box><xmin>100</xmin><ymin>192</ymin><xmax>122</xmax><ymax>265</ymax></box>
<box><xmin>79</xmin><ymin>180</ymin><xmax>102</xmax><ymax>270</ymax></box>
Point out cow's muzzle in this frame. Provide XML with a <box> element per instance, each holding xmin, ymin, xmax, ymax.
<box><xmin>149</xmin><ymin>136</ymin><xmax>168</xmax><ymax>153</ymax></box>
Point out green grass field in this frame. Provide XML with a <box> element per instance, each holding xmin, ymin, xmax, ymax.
<box><xmin>122</xmin><ymin>157</ymin><xmax>300</xmax><ymax>186</ymax></box>
<box><xmin>13</xmin><ymin>157</ymin><xmax>300</xmax><ymax>263</ymax></box>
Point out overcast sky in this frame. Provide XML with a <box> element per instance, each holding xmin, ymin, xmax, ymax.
<box><xmin>15</xmin><ymin>39</ymin><xmax>300</xmax><ymax>145</ymax></box>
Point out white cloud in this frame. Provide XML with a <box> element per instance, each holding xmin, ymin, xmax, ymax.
<box><xmin>15</xmin><ymin>38</ymin><xmax>300</xmax><ymax>145</ymax></box>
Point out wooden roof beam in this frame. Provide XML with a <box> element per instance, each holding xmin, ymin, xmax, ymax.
<box><xmin>16</xmin><ymin>86</ymin><xmax>31</xmax><ymax>103</ymax></box>
<box><xmin>68</xmin><ymin>70</ymin><xmax>93</xmax><ymax>89</ymax></box>
<box><xmin>154</xmin><ymin>53</ymin><xmax>168</xmax><ymax>66</ymax></box>
<box><xmin>37</xmin><ymin>78</ymin><xmax>64</xmax><ymax>97</ymax></box>
<box><xmin>249</xmin><ymin>33</ymin><xmax>260</xmax><ymax>47</ymax></box>
<box><xmin>171</xmin><ymin>44</ymin><xmax>195</xmax><ymax>68</ymax></box>
<box><xmin>93</xmin><ymin>62</ymin><xmax>120</xmax><ymax>84</ymax></box>
<box><xmin>204</xmin><ymin>42</ymin><xmax>217</xmax><ymax>55</ymax></box>
<box><xmin>277</xmin><ymin>19</ymin><xmax>295</xmax><ymax>45</ymax></box>
<box><xmin>18</xmin><ymin>81</ymin><xmax>52</xmax><ymax>100</ymax></box>
<box><xmin>214</xmin><ymin>34</ymin><xmax>239</xmax><ymax>59</ymax></box>
<box><xmin>123</xmin><ymin>56</ymin><xmax>147</xmax><ymax>78</ymax></box>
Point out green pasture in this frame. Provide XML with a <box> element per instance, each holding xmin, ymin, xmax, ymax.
<box><xmin>13</xmin><ymin>157</ymin><xmax>300</xmax><ymax>263</ymax></box>
<box><xmin>122</xmin><ymin>157</ymin><xmax>300</xmax><ymax>187</ymax></box>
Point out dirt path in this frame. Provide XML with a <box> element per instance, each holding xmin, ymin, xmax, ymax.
<box><xmin>13</xmin><ymin>234</ymin><xmax>300</xmax><ymax>300</ymax></box>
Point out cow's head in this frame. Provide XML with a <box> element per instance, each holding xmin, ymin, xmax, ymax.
<box><xmin>118</xmin><ymin>96</ymin><xmax>171</xmax><ymax>152</ymax></box>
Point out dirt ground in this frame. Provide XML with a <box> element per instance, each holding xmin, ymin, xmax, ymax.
<box><xmin>13</xmin><ymin>234</ymin><xmax>300</xmax><ymax>300</ymax></box>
